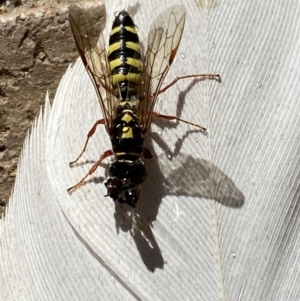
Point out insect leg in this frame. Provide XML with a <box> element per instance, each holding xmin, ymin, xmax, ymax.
<box><xmin>69</xmin><ymin>119</ymin><xmax>105</xmax><ymax>166</ymax></box>
<box><xmin>152</xmin><ymin>112</ymin><xmax>206</xmax><ymax>133</ymax></box>
<box><xmin>67</xmin><ymin>149</ymin><xmax>113</xmax><ymax>192</ymax></box>
<box><xmin>157</xmin><ymin>74</ymin><xmax>221</xmax><ymax>95</ymax></box>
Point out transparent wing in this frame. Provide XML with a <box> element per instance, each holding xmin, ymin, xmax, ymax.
<box><xmin>69</xmin><ymin>4</ymin><xmax>114</xmax><ymax>132</ymax></box>
<box><xmin>139</xmin><ymin>5</ymin><xmax>186</xmax><ymax>132</ymax></box>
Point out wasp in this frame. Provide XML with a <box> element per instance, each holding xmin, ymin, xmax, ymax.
<box><xmin>67</xmin><ymin>4</ymin><xmax>221</xmax><ymax>207</ymax></box>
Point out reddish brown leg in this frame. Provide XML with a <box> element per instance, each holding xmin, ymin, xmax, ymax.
<box><xmin>157</xmin><ymin>74</ymin><xmax>221</xmax><ymax>95</ymax></box>
<box><xmin>152</xmin><ymin>112</ymin><xmax>206</xmax><ymax>133</ymax></box>
<box><xmin>67</xmin><ymin>149</ymin><xmax>113</xmax><ymax>192</ymax></box>
<box><xmin>153</xmin><ymin>73</ymin><xmax>220</xmax><ymax>133</ymax></box>
<box><xmin>69</xmin><ymin>119</ymin><xmax>105</xmax><ymax>166</ymax></box>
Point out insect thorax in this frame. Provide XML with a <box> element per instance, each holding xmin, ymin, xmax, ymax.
<box><xmin>111</xmin><ymin>107</ymin><xmax>144</xmax><ymax>156</ymax></box>
<box><xmin>106</xmin><ymin>106</ymin><xmax>146</xmax><ymax>207</ymax></box>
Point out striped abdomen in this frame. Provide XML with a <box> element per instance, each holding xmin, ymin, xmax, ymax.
<box><xmin>108</xmin><ymin>11</ymin><xmax>142</xmax><ymax>100</ymax></box>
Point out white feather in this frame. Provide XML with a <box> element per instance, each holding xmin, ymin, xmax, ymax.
<box><xmin>1</xmin><ymin>0</ymin><xmax>300</xmax><ymax>300</ymax></box>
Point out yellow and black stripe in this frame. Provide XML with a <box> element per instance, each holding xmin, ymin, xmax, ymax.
<box><xmin>108</xmin><ymin>11</ymin><xmax>142</xmax><ymax>100</ymax></box>
<box><xmin>105</xmin><ymin>11</ymin><xmax>147</xmax><ymax>207</ymax></box>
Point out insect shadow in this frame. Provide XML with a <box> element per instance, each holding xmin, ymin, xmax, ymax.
<box><xmin>111</xmin><ymin>79</ymin><xmax>244</xmax><ymax>272</ymax></box>
<box><xmin>112</xmin><ymin>134</ymin><xmax>244</xmax><ymax>272</ymax></box>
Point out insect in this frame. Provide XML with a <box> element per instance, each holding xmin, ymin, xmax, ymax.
<box><xmin>67</xmin><ymin>4</ymin><xmax>220</xmax><ymax>207</ymax></box>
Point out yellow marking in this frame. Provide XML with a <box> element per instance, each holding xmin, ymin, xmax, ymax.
<box><xmin>127</xmin><ymin>153</ymin><xmax>140</xmax><ymax>157</ymax></box>
<box><xmin>127</xmin><ymin>72</ymin><xmax>141</xmax><ymax>84</ymax></box>
<box><xmin>121</xmin><ymin>113</ymin><xmax>133</xmax><ymax>123</ymax></box>
<box><xmin>115</xmin><ymin>152</ymin><xmax>140</xmax><ymax>157</ymax></box>
<box><xmin>121</xmin><ymin>109</ymin><xmax>137</xmax><ymax>114</ymax></box>
<box><xmin>124</xmin><ymin>26</ymin><xmax>137</xmax><ymax>34</ymax></box>
<box><xmin>126</xmin><ymin>57</ymin><xmax>142</xmax><ymax>69</ymax></box>
<box><xmin>119</xmin><ymin>102</ymin><xmax>135</xmax><ymax>108</ymax></box>
<box><xmin>110</xmin><ymin>26</ymin><xmax>121</xmax><ymax>36</ymax></box>
<box><xmin>112</xmin><ymin>73</ymin><xmax>142</xmax><ymax>85</ymax></box>
<box><xmin>108</xmin><ymin>42</ymin><xmax>121</xmax><ymax>55</ymax></box>
<box><xmin>110</xmin><ymin>25</ymin><xmax>137</xmax><ymax>36</ymax></box>
<box><xmin>118</xmin><ymin>105</ymin><xmax>138</xmax><ymax>115</ymax></box>
<box><xmin>115</xmin><ymin>152</ymin><xmax>127</xmax><ymax>157</ymax></box>
<box><xmin>109</xmin><ymin>58</ymin><xmax>123</xmax><ymax>70</ymax></box>
<box><xmin>126</xmin><ymin>41</ymin><xmax>141</xmax><ymax>52</ymax></box>
<box><xmin>112</xmin><ymin>74</ymin><xmax>125</xmax><ymax>85</ymax></box>
<box><xmin>122</xmin><ymin>126</ymin><xmax>133</xmax><ymax>138</ymax></box>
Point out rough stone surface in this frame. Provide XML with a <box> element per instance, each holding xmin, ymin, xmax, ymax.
<box><xmin>0</xmin><ymin>0</ymin><xmax>82</xmax><ymax>216</ymax></box>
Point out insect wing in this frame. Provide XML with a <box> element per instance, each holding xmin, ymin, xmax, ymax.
<box><xmin>69</xmin><ymin>4</ymin><xmax>114</xmax><ymax>132</ymax></box>
<box><xmin>139</xmin><ymin>5</ymin><xmax>186</xmax><ymax>132</ymax></box>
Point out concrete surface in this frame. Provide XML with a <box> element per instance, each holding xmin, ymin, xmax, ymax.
<box><xmin>0</xmin><ymin>0</ymin><xmax>85</xmax><ymax>216</ymax></box>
